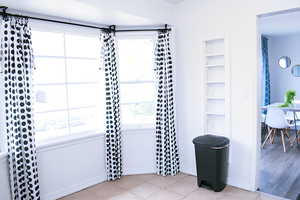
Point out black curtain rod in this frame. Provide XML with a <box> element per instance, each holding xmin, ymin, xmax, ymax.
<box><xmin>116</xmin><ymin>28</ymin><xmax>171</xmax><ymax>32</ymax></box>
<box><xmin>0</xmin><ymin>7</ymin><xmax>170</xmax><ymax>32</ymax></box>
<box><xmin>0</xmin><ymin>11</ymin><xmax>110</xmax><ymax>31</ymax></box>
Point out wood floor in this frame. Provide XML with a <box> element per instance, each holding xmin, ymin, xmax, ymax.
<box><xmin>260</xmin><ymin>133</ymin><xmax>300</xmax><ymax>200</ymax></box>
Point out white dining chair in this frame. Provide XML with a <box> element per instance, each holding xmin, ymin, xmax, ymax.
<box><xmin>286</xmin><ymin>111</ymin><xmax>300</xmax><ymax>122</ymax></box>
<box><xmin>262</xmin><ymin>107</ymin><xmax>292</xmax><ymax>152</ymax></box>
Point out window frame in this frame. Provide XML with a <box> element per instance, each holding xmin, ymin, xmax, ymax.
<box><xmin>116</xmin><ymin>32</ymin><xmax>158</xmax><ymax>130</ymax></box>
<box><xmin>31</xmin><ymin>22</ymin><xmax>106</xmax><ymax>143</ymax></box>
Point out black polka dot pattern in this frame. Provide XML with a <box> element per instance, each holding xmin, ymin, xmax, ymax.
<box><xmin>154</xmin><ymin>31</ymin><xmax>180</xmax><ymax>176</ymax></box>
<box><xmin>101</xmin><ymin>31</ymin><xmax>122</xmax><ymax>181</ymax></box>
<box><xmin>2</xmin><ymin>16</ymin><xmax>40</xmax><ymax>200</ymax></box>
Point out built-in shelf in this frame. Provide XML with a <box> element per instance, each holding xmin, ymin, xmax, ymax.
<box><xmin>206</xmin><ymin>131</ymin><xmax>226</xmax><ymax>137</ymax></box>
<box><xmin>205</xmin><ymin>38</ymin><xmax>224</xmax><ymax>42</ymax></box>
<box><xmin>205</xmin><ymin>64</ymin><xmax>224</xmax><ymax>68</ymax></box>
<box><xmin>206</xmin><ymin>112</ymin><xmax>225</xmax><ymax>116</ymax></box>
<box><xmin>207</xmin><ymin>97</ymin><xmax>225</xmax><ymax>100</ymax></box>
<box><xmin>203</xmin><ymin>37</ymin><xmax>229</xmax><ymax>137</ymax></box>
<box><xmin>206</xmin><ymin>81</ymin><xmax>225</xmax><ymax>84</ymax></box>
<box><xmin>205</xmin><ymin>53</ymin><xmax>224</xmax><ymax>57</ymax></box>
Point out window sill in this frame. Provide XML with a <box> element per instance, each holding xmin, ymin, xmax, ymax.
<box><xmin>1</xmin><ymin>127</ymin><xmax>155</xmax><ymax>156</ymax></box>
<box><xmin>122</xmin><ymin>124</ymin><xmax>155</xmax><ymax>131</ymax></box>
<box><xmin>36</xmin><ymin>131</ymin><xmax>105</xmax><ymax>151</ymax></box>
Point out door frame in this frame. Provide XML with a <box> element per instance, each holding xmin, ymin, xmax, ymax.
<box><xmin>254</xmin><ymin>7</ymin><xmax>300</xmax><ymax>192</ymax></box>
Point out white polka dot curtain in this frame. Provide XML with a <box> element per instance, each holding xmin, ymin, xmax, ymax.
<box><xmin>100</xmin><ymin>31</ymin><xmax>122</xmax><ymax>181</ymax></box>
<box><xmin>154</xmin><ymin>31</ymin><xmax>180</xmax><ymax>176</ymax></box>
<box><xmin>1</xmin><ymin>16</ymin><xmax>40</xmax><ymax>200</ymax></box>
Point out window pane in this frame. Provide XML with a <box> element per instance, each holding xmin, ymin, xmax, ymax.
<box><xmin>65</xmin><ymin>34</ymin><xmax>100</xmax><ymax>58</ymax></box>
<box><xmin>69</xmin><ymin>107</ymin><xmax>105</xmax><ymax>134</ymax></box>
<box><xmin>66</xmin><ymin>59</ymin><xmax>102</xmax><ymax>83</ymax></box>
<box><xmin>34</xmin><ymin>85</ymin><xmax>68</xmax><ymax>112</ymax></box>
<box><xmin>120</xmin><ymin>83</ymin><xmax>156</xmax><ymax>104</ymax></box>
<box><xmin>35</xmin><ymin>111</ymin><xmax>69</xmax><ymax>141</ymax></box>
<box><xmin>121</xmin><ymin>103</ymin><xmax>155</xmax><ymax>125</ymax></box>
<box><xmin>34</xmin><ymin>57</ymin><xmax>65</xmax><ymax>84</ymax></box>
<box><xmin>32</xmin><ymin>31</ymin><xmax>64</xmax><ymax>56</ymax></box>
<box><xmin>68</xmin><ymin>84</ymin><xmax>104</xmax><ymax>108</ymax></box>
<box><xmin>118</xmin><ymin>39</ymin><xmax>155</xmax><ymax>82</ymax></box>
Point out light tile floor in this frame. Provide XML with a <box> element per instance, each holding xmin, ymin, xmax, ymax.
<box><xmin>59</xmin><ymin>173</ymin><xmax>282</xmax><ymax>200</ymax></box>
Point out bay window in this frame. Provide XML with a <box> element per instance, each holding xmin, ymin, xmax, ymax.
<box><xmin>0</xmin><ymin>24</ymin><xmax>158</xmax><ymax>146</ymax></box>
<box><xmin>117</xmin><ymin>34</ymin><xmax>157</xmax><ymax>129</ymax></box>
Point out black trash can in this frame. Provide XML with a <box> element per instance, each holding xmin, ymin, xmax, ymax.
<box><xmin>192</xmin><ymin>134</ymin><xmax>230</xmax><ymax>192</ymax></box>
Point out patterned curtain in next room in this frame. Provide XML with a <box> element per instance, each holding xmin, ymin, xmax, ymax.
<box><xmin>262</xmin><ymin>36</ymin><xmax>271</xmax><ymax>107</ymax></box>
<box><xmin>154</xmin><ymin>30</ymin><xmax>180</xmax><ymax>176</ymax></box>
<box><xmin>1</xmin><ymin>16</ymin><xmax>40</xmax><ymax>200</ymax></box>
<box><xmin>100</xmin><ymin>29</ymin><xmax>122</xmax><ymax>181</ymax></box>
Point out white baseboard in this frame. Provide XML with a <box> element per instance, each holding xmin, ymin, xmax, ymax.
<box><xmin>42</xmin><ymin>175</ymin><xmax>106</xmax><ymax>200</ymax></box>
<box><xmin>259</xmin><ymin>192</ymin><xmax>289</xmax><ymax>200</ymax></box>
<box><xmin>180</xmin><ymin>168</ymin><xmax>253</xmax><ymax>192</ymax></box>
<box><xmin>123</xmin><ymin>170</ymin><xmax>156</xmax><ymax>176</ymax></box>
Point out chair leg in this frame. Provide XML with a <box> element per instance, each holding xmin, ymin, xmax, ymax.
<box><xmin>281</xmin><ymin>130</ymin><xmax>286</xmax><ymax>153</ymax></box>
<box><xmin>262</xmin><ymin>128</ymin><xmax>274</xmax><ymax>148</ymax></box>
<box><xmin>286</xmin><ymin>128</ymin><xmax>290</xmax><ymax>138</ymax></box>
<box><xmin>270</xmin><ymin>129</ymin><xmax>276</xmax><ymax>144</ymax></box>
<box><xmin>265</xmin><ymin>127</ymin><xmax>271</xmax><ymax>139</ymax></box>
<box><xmin>284</xmin><ymin>129</ymin><xmax>293</xmax><ymax>146</ymax></box>
<box><xmin>267</xmin><ymin>127</ymin><xmax>273</xmax><ymax>144</ymax></box>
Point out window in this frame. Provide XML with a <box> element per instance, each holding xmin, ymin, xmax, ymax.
<box><xmin>32</xmin><ymin>29</ymin><xmax>105</xmax><ymax>142</ymax></box>
<box><xmin>118</xmin><ymin>34</ymin><xmax>157</xmax><ymax>129</ymax></box>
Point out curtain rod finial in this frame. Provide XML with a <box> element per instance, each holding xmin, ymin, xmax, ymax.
<box><xmin>0</xmin><ymin>6</ymin><xmax>8</xmax><ymax>18</ymax></box>
<box><xmin>0</xmin><ymin>6</ymin><xmax>8</xmax><ymax>12</ymax></box>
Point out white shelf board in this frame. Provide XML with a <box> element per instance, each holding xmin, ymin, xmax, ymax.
<box><xmin>206</xmin><ymin>131</ymin><xmax>226</xmax><ymax>136</ymax></box>
<box><xmin>205</xmin><ymin>53</ymin><xmax>224</xmax><ymax>57</ymax></box>
<box><xmin>205</xmin><ymin>38</ymin><xmax>224</xmax><ymax>42</ymax></box>
<box><xmin>206</xmin><ymin>112</ymin><xmax>225</xmax><ymax>116</ymax></box>
<box><xmin>207</xmin><ymin>97</ymin><xmax>225</xmax><ymax>100</ymax></box>
<box><xmin>205</xmin><ymin>64</ymin><xmax>224</xmax><ymax>68</ymax></box>
<box><xmin>206</xmin><ymin>81</ymin><xmax>225</xmax><ymax>84</ymax></box>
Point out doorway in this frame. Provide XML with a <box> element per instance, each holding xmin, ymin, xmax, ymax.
<box><xmin>258</xmin><ymin>10</ymin><xmax>300</xmax><ymax>200</ymax></box>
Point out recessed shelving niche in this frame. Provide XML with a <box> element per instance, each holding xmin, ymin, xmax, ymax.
<box><xmin>203</xmin><ymin>38</ymin><xmax>230</xmax><ymax>138</ymax></box>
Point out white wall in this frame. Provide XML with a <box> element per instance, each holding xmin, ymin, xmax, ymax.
<box><xmin>0</xmin><ymin>154</ymin><xmax>11</xmax><ymax>200</ymax></box>
<box><xmin>37</xmin><ymin>134</ymin><xmax>106</xmax><ymax>200</ymax></box>
<box><xmin>268</xmin><ymin>34</ymin><xmax>300</xmax><ymax>103</ymax></box>
<box><xmin>173</xmin><ymin>0</ymin><xmax>300</xmax><ymax>191</ymax></box>
<box><xmin>0</xmin><ymin>130</ymin><xmax>155</xmax><ymax>200</ymax></box>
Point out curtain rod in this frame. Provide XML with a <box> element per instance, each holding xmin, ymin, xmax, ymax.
<box><xmin>0</xmin><ymin>6</ymin><xmax>170</xmax><ymax>32</ymax></box>
<box><xmin>116</xmin><ymin>28</ymin><xmax>171</xmax><ymax>32</ymax></box>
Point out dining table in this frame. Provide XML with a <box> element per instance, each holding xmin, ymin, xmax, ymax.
<box><xmin>261</xmin><ymin>103</ymin><xmax>300</xmax><ymax>147</ymax></box>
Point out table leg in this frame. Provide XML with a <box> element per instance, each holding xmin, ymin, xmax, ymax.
<box><xmin>293</xmin><ymin>111</ymin><xmax>299</xmax><ymax>147</ymax></box>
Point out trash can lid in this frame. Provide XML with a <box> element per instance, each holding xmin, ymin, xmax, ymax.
<box><xmin>192</xmin><ymin>134</ymin><xmax>229</xmax><ymax>148</ymax></box>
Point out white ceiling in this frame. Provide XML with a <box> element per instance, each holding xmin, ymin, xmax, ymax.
<box><xmin>0</xmin><ymin>0</ymin><xmax>175</xmax><ymax>26</ymax></box>
<box><xmin>260</xmin><ymin>10</ymin><xmax>300</xmax><ymax>36</ymax></box>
